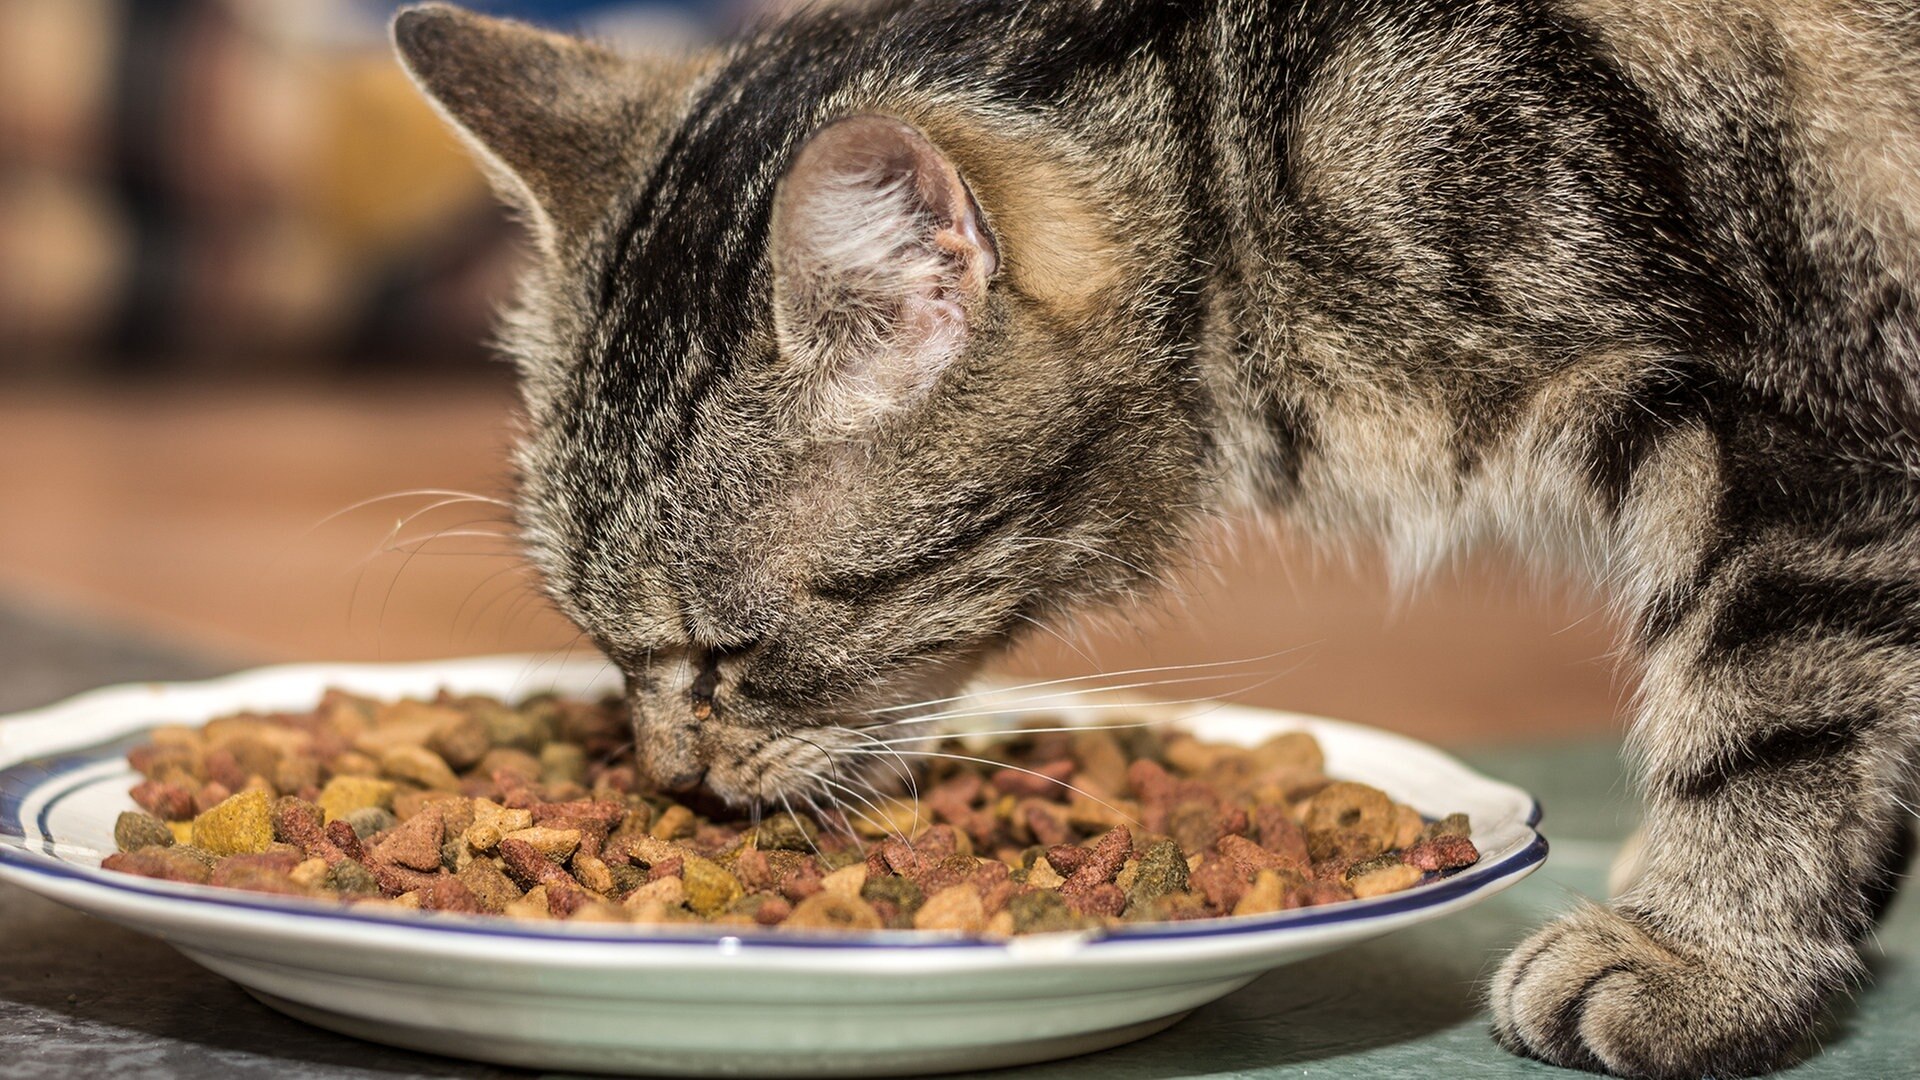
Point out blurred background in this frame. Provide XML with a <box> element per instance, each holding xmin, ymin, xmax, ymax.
<box><xmin>0</xmin><ymin>0</ymin><xmax>1626</xmax><ymax>744</ymax></box>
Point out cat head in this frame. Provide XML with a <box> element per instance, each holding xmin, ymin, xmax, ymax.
<box><xmin>393</xmin><ymin>3</ymin><xmax>1213</xmax><ymax>805</ymax></box>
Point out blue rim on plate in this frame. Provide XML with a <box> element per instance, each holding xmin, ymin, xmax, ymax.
<box><xmin>0</xmin><ymin>719</ymin><xmax>1547</xmax><ymax>952</ymax></box>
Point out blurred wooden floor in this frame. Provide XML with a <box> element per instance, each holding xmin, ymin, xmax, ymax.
<box><xmin>0</xmin><ymin>378</ymin><xmax>1629</xmax><ymax>745</ymax></box>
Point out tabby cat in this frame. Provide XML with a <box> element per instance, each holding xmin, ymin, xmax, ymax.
<box><xmin>393</xmin><ymin>1</ymin><xmax>1920</xmax><ymax>1074</ymax></box>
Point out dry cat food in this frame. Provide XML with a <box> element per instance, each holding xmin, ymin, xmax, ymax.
<box><xmin>101</xmin><ymin>690</ymin><xmax>1480</xmax><ymax>934</ymax></box>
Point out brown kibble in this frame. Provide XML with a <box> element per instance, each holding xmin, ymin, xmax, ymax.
<box><xmin>429</xmin><ymin>712</ymin><xmax>493</xmax><ymax>770</ymax></box>
<box><xmin>1020</xmin><ymin>800</ymin><xmax>1072</xmax><ymax>846</ymax></box>
<box><xmin>1254</xmin><ymin>804</ymin><xmax>1310</xmax><ymax>864</ymax></box>
<box><xmin>1422</xmin><ymin>812</ymin><xmax>1473</xmax><ymax>840</ymax></box>
<box><xmin>130</xmin><ymin>780</ymin><xmax>196</xmax><ymax>822</ymax></box>
<box><xmin>784</xmin><ymin>891</ymin><xmax>885</xmax><ymax>931</ymax></box>
<box><xmin>102</xmin><ymin>846</ymin><xmax>211</xmax><ymax>884</ymax></box>
<box><xmin>991</xmin><ymin>759</ymin><xmax>1077</xmax><ymax>799</ymax></box>
<box><xmin>499</xmin><ymin>838</ymin><xmax>571</xmax><ymax>890</ymax></box>
<box><xmin>1402</xmin><ymin>833</ymin><xmax>1480</xmax><ymax>872</ymax></box>
<box><xmin>457</xmin><ymin>858</ymin><xmax>524</xmax><ymax>912</ymax></box>
<box><xmin>375</xmin><ymin>810</ymin><xmax>446</xmax><ymax>872</ymax></box>
<box><xmin>1062</xmin><ymin>881</ymin><xmax>1126</xmax><ymax>918</ymax></box>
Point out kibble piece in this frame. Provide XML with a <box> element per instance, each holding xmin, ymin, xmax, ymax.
<box><xmin>1126</xmin><ymin>839</ymin><xmax>1190</xmax><ymax>908</ymax></box>
<box><xmin>681</xmin><ymin>855</ymin><xmax>744</xmax><ymax>917</ymax></box>
<box><xmin>316</xmin><ymin>776</ymin><xmax>396</xmax><ymax>824</ymax></box>
<box><xmin>539</xmin><ymin>743</ymin><xmax>588</xmax><ymax>786</ymax></box>
<box><xmin>502</xmin><ymin>826</ymin><xmax>581</xmax><ymax>861</ymax></box>
<box><xmin>114</xmin><ymin>811</ymin><xmax>175</xmax><ymax>853</ymax></box>
<box><xmin>102</xmin><ymin>846</ymin><xmax>212</xmax><ymax>884</ymax></box>
<box><xmin>456</xmin><ymin>858</ymin><xmax>523</xmax><ymax>912</ymax></box>
<box><xmin>289</xmin><ymin>857</ymin><xmax>331</xmax><ymax>889</ymax></box>
<box><xmin>503</xmin><ymin>885</ymin><xmax>553</xmax><ymax>920</ymax></box>
<box><xmin>380</xmin><ymin>745</ymin><xmax>460</xmax><ymax>791</ymax></box>
<box><xmin>650</xmin><ymin>804</ymin><xmax>695</xmax><ymax>841</ymax></box>
<box><xmin>1304</xmin><ymin>782</ymin><xmax>1396</xmax><ymax>844</ymax></box>
<box><xmin>1403</xmin><ymin>833</ymin><xmax>1480</xmax><ymax>872</ymax></box>
<box><xmin>914</xmin><ymin>883</ymin><xmax>988</xmax><ymax>933</ymax></box>
<box><xmin>820</xmin><ymin>863</ymin><xmax>868</xmax><ymax>897</ymax></box>
<box><xmin>1007</xmin><ymin>889</ymin><xmax>1086</xmax><ymax>934</ymax></box>
<box><xmin>1351</xmin><ymin>862</ymin><xmax>1424</xmax><ymax>899</ymax></box>
<box><xmin>191</xmin><ymin>789</ymin><xmax>276</xmax><ymax>857</ymax></box>
<box><xmin>754</xmin><ymin>812</ymin><xmax>819</xmax><ymax>852</ymax></box>
<box><xmin>374</xmin><ymin>810</ymin><xmax>445</xmax><ymax>872</ymax></box>
<box><xmin>784</xmin><ymin>891</ymin><xmax>884</xmax><ymax>931</ymax></box>
<box><xmin>342</xmin><ymin>806</ymin><xmax>398</xmax><ymax>840</ymax></box>
<box><xmin>624</xmin><ymin>875</ymin><xmax>688</xmax><ymax>909</ymax></box>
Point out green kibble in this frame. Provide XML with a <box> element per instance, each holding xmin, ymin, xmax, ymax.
<box><xmin>1126</xmin><ymin>839</ymin><xmax>1190</xmax><ymax>909</ymax></box>
<box><xmin>1345</xmin><ymin>853</ymin><xmax>1405</xmax><ymax>881</ymax></box>
<box><xmin>1423</xmin><ymin>812</ymin><xmax>1471</xmax><ymax>840</ymax></box>
<box><xmin>607</xmin><ymin>862</ymin><xmax>648</xmax><ymax>896</ymax></box>
<box><xmin>342</xmin><ymin>806</ymin><xmax>397</xmax><ymax>840</ymax></box>
<box><xmin>325</xmin><ymin>860</ymin><xmax>380</xmax><ymax>895</ymax></box>
<box><xmin>752</xmin><ymin>812</ymin><xmax>819</xmax><ymax>852</ymax></box>
<box><xmin>171</xmin><ymin>844</ymin><xmax>220</xmax><ymax>869</ymax></box>
<box><xmin>1008</xmin><ymin>889</ymin><xmax>1085</xmax><ymax>934</ymax></box>
<box><xmin>816</xmin><ymin>848</ymin><xmax>864</xmax><ymax>872</ymax></box>
<box><xmin>860</xmin><ymin>874</ymin><xmax>923</xmax><ymax>915</ymax></box>
<box><xmin>114</xmin><ymin>811</ymin><xmax>175</xmax><ymax>853</ymax></box>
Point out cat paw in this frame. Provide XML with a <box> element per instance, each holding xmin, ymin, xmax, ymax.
<box><xmin>1489</xmin><ymin>904</ymin><xmax>1815</xmax><ymax>1078</ymax></box>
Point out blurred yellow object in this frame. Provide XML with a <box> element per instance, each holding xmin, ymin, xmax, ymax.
<box><xmin>312</xmin><ymin>54</ymin><xmax>493</xmax><ymax>265</ymax></box>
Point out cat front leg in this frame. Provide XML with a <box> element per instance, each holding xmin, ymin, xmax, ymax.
<box><xmin>1490</xmin><ymin>533</ymin><xmax>1918</xmax><ymax>1077</ymax></box>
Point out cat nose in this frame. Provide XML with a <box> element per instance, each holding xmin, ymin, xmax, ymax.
<box><xmin>663</xmin><ymin>765</ymin><xmax>707</xmax><ymax>793</ymax></box>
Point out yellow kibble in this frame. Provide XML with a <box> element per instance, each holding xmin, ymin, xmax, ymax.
<box><xmin>1351</xmin><ymin>862</ymin><xmax>1424</xmax><ymax>899</ymax></box>
<box><xmin>316</xmin><ymin>775</ymin><xmax>396</xmax><ymax>824</ymax></box>
<box><xmin>502</xmin><ymin>826</ymin><xmax>581</xmax><ymax>860</ymax></box>
<box><xmin>190</xmin><ymin>789</ymin><xmax>275</xmax><ymax>857</ymax></box>
<box><xmin>650</xmin><ymin>804</ymin><xmax>695</xmax><ymax>841</ymax></box>
<box><xmin>680</xmin><ymin>855</ymin><xmax>743</xmax><ymax>917</ymax></box>
<box><xmin>820</xmin><ymin>863</ymin><xmax>868</xmax><ymax>897</ymax></box>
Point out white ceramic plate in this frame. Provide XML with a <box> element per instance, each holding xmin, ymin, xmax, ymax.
<box><xmin>0</xmin><ymin>656</ymin><xmax>1545</xmax><ymax>1077</ymax></box>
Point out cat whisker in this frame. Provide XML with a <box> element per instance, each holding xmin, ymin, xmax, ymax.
<box><xmin>863</xmin><ymin>667</ymin><xmax>1287</xmax><ymax>731</ymax></box>
<box><xmin>307</xmin><ymin>488</ymin><xmax>510</xmax><ymax>536</ymax></box>
<box><xmin>837</xmin><ymin>747</ymin><xmax>1140</xmax><ymax>829</ymax></box>
<box><xmin>861</xmin><ymin>649</ymin><xmax>1298</xmax><ymax>716</ymax></box>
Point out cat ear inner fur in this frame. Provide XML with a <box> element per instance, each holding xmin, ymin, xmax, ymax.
<box><xmin>771</xmin><ymin>114</ymin><xmax>1000</xmax><ymax>433</ymax></box>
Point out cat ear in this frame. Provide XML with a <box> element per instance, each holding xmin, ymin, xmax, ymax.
<box><xmin>771</xmin><ymin>115</ymin><xmax>999</xmax><ymax>429</ymax></box>
<box><xmin>392</xmin><ymin>3</ymin><xmax>705</xmax><ymax>244</ymax></box>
